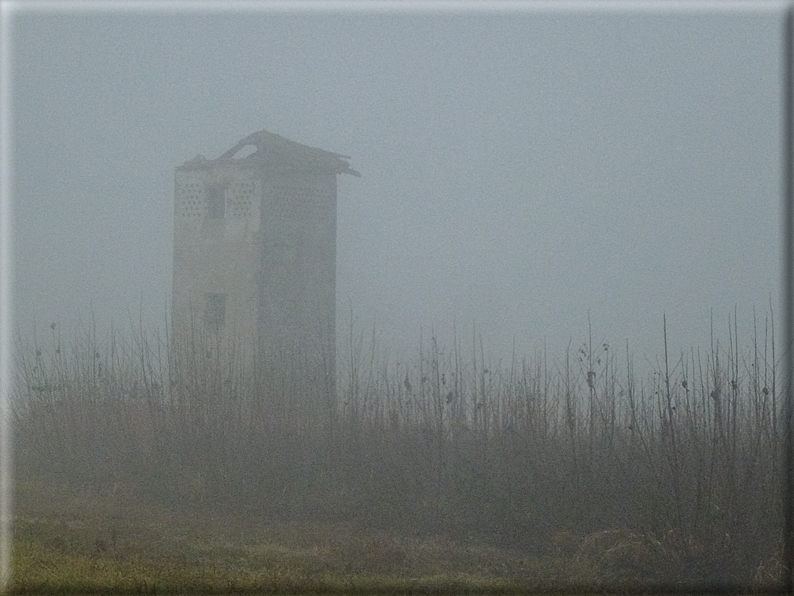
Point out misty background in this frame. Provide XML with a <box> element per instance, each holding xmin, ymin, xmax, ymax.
<box><xmin>10</xmin><ymin>6</ymin><xmax>785</xmax><ymax>375</ymax></box>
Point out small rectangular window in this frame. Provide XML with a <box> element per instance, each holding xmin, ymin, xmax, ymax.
<box><xmin>206</xmin><ymin>184</ymin><xmax>226</xmax><ymax>219</ymax></box>
<box><xmin>205</xmin><ymin>293</ymin><xmax>226</xmax><ymax>329</ymax></box>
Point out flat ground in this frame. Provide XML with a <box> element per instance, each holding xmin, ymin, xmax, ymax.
<box><xmin>11</xmin><ymin>477</ymin><xmax>600</xmax><ymax>594</ymax></box>
<box><xmin>13</xmin><ymin>476</ymin><xmax>780</xmax><ymax>595</ymax></box>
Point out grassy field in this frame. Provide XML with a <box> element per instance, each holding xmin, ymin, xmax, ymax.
<box><xmin>11</xmin><ymin>475</ymin><xmax>606</xmax><ymax>594</ymax></box>
<box><xmin>9</xmin><ymin>312</ymin><xmax>791</xmax><ymax>593</ymax></box>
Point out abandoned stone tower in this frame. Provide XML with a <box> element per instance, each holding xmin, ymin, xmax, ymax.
<box><xmin>172</xmin><ymin>130</ymin><xmax>358</xmax><ymax>409</ymax></box>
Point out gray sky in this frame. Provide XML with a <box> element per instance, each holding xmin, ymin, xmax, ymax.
<box><xmin>8</xmin><ymin>4</ymin><xmax>786</xmax><ymax>373</ymax></box>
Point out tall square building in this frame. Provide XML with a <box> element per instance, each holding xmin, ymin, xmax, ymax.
<box><xmin>172</xmin><ymin>130</ymin><xmax>358</xmax><ymax>410</ymax></box>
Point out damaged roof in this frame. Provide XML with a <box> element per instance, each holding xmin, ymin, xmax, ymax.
<box><xmin>208</xmin><ymin>129</ymin><xmax>360</xmax><ymax>177</ymax></box>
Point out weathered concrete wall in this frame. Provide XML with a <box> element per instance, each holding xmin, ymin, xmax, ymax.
<box><xmin>258</xmin><ymin>171</ymin><xmax>336</xmax><ymax>409</ymax></box>
<box><xmin>172</xmin><ymin>160</ymin><xmax>262</xmax><ymax>373</ymax></box>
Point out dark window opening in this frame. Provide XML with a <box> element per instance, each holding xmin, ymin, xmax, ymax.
<box><xmin>206</xmin><ymin>183</ymin><xmax>226</xmax><ymax>219</ymax></box>
<box><xmin>205</xmin><ymin>293</ymin><xmax>226</xmax><ymax>329</ymax></box>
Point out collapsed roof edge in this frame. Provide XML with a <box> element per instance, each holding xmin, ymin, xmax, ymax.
<box><xmin>216</xmin><ymin>129</ymin><xmax>360</xmax><ymax>177</ymax></box>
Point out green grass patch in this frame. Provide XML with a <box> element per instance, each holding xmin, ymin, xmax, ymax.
<box><xmin>10</xmin><ymin>477</ymin><xmax>600</xmax><ymax>594</ymax></box>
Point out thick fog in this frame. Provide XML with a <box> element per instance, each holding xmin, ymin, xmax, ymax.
<box><xmin>6</xmin><ymin>6</ymin><xmax>792</xmax><ymax>592</ymax></box>
<box><xmin>9</xmin><ymin>6</ymin><xmax>785</xmax><ymax>371</ymax></box>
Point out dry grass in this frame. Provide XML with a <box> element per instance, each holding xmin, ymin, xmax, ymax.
<box><xmin>10</xmin><ymin>310</ymin><xmax>791</xmax><ymax>591</ymax></box>
<box><xmin>11</xmin><ymin>475</ymin><xmax>598</xmax><ymax>593</ymax></box>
